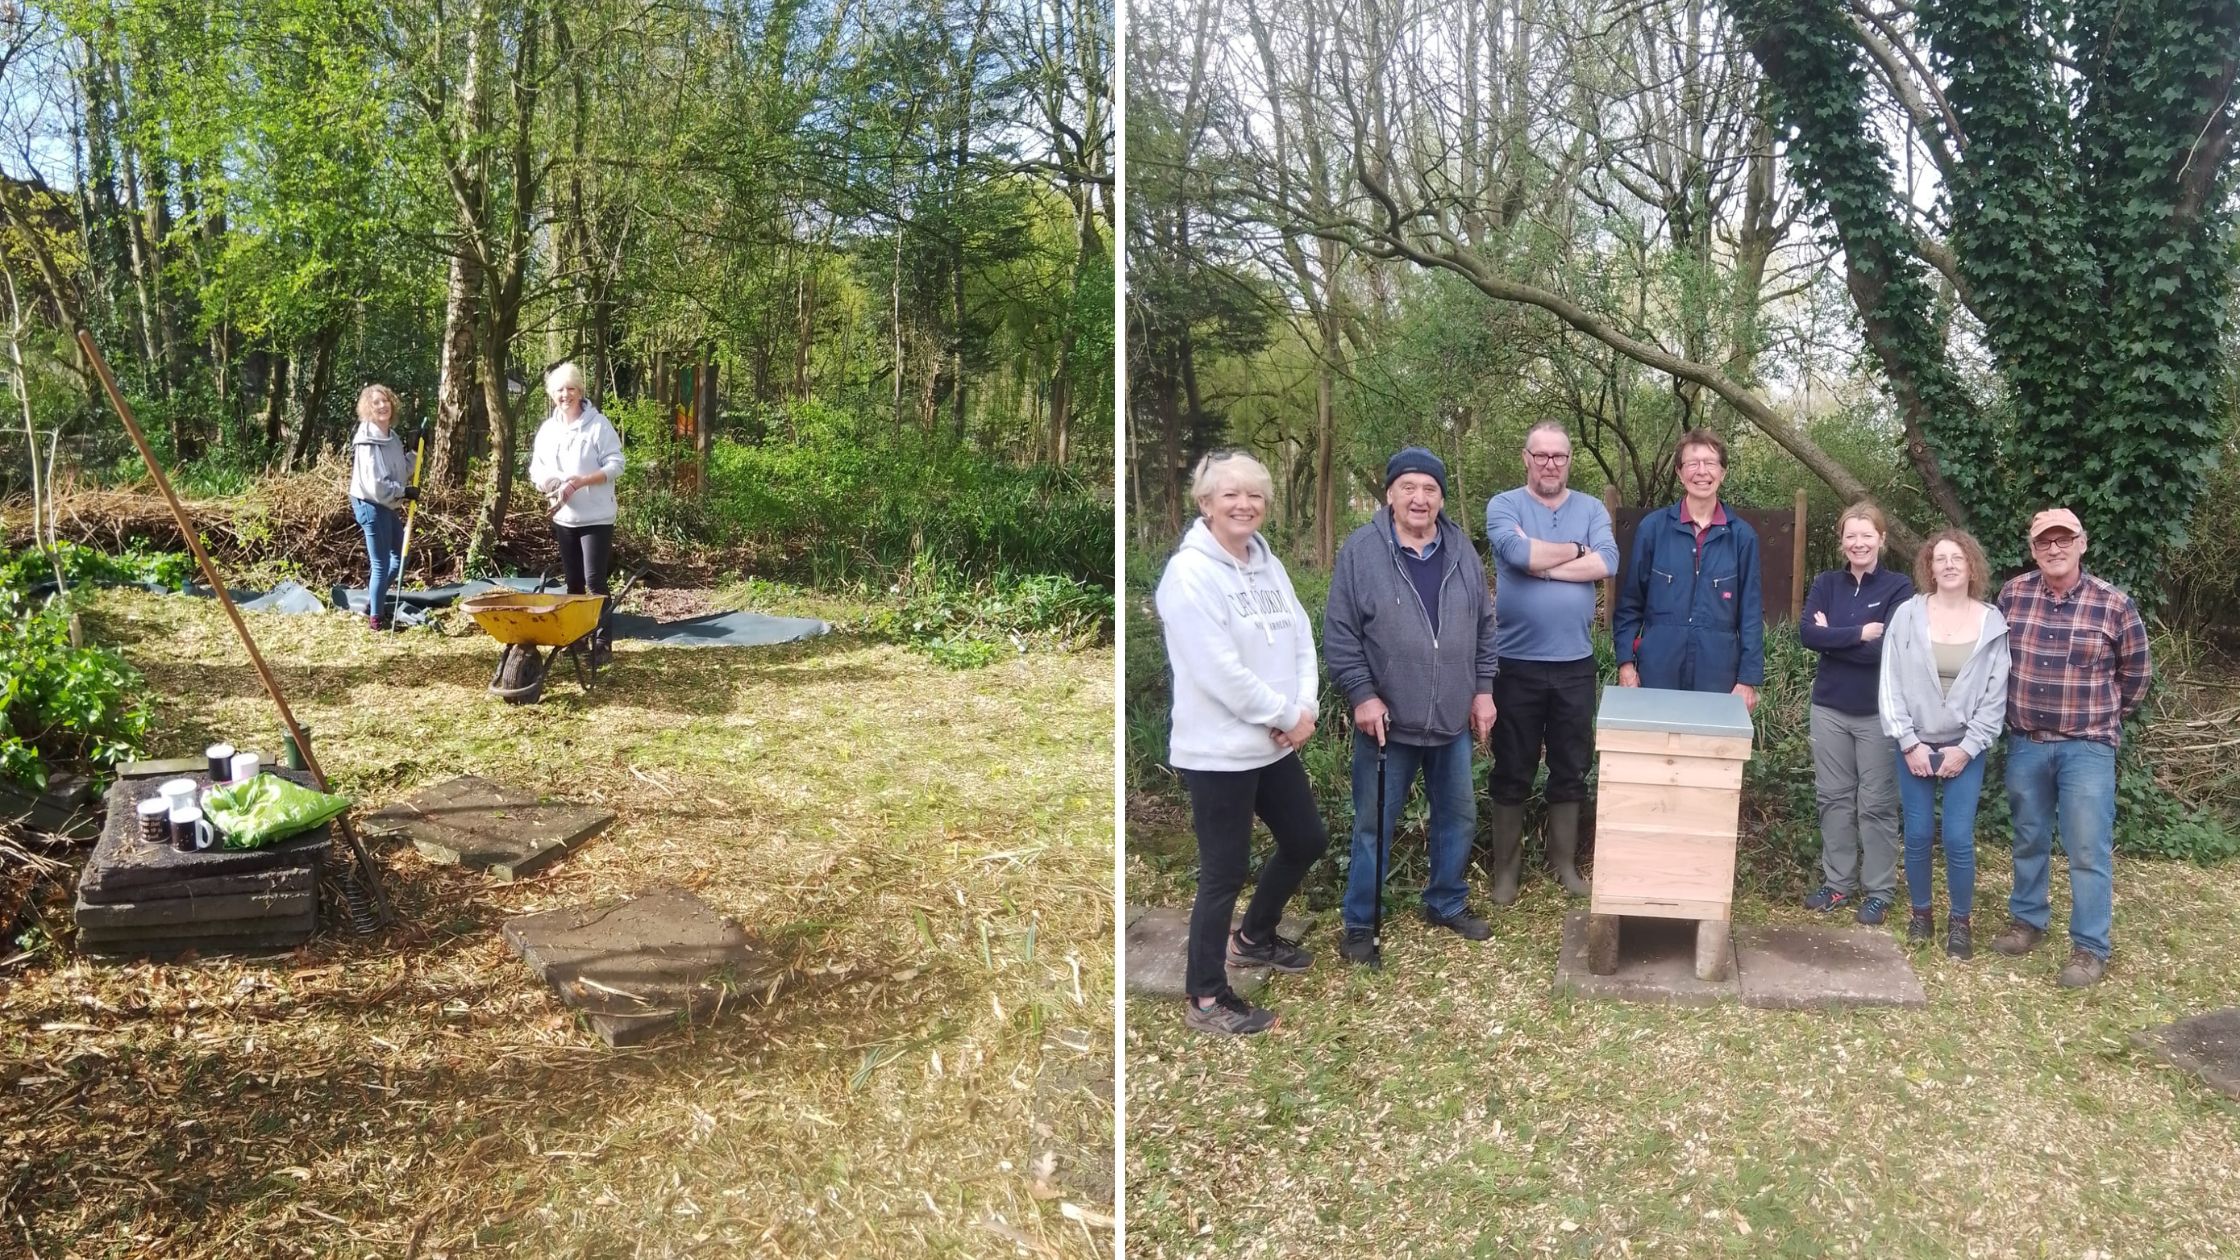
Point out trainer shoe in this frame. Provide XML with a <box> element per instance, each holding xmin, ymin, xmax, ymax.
<box><xmin>1855</xmin><ymin>895</ymin><xmax>1892</xmax><ymax>927</ymax></box>
<box><xmin>1338</xmin><ymin>927</ymin><xmax>1382</xmax><ymax>969</ymax></box>
<box><xmin>1990</xmin><ymin>920</ymin><xmax>2047</xmax><ymax>956</ymax></box>
<box><xmin>1228</xmin><ymin>928</ymin><xmax>1312</xmax><ymax>973</ymax></box>
<box><xmin>1907</xmin><ymin>909</ymin><xmax>1935</xmax><ymax>945</ymax></box>
<box><xmin>1422</xmin><ymin>906</ymin><xmax>1493</xmax><ymax>941</ymax></box>
<box><xmin>2057</xmin><ymin>948</ymin><xmax>2108</xmax><ymax>988</ymax></box>
<box><xmin>1803</xmin><ymin>885</ymin><xmax>1851</xmax><ymax>913</ymax></box>
<box><xmin>1183</xmin><ymin>990</ymin><xmax>1277</xmax><ymax>1036</ymax></box>
<box><xmin>1946</xmin><ymin>915</ymin><xmax>1973</xmax><ymax>960</ymax></box>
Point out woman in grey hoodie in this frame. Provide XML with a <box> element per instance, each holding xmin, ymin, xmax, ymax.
<box><xmin>1878</xmin><ymin>530</ymin><xmax>2009</xmax><ymax>958</ymax></box>
<box><xmin>348</xmin><ymin>384</ymin><xmax>416</xmax><ymax>630</ymax></box>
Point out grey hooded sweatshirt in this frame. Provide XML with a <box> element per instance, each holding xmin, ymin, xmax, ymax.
<box><xmin>1877</xmin><ymin>594</ymin><xmax>2010</xmax><ymax>758</ymax></box>
<box><xmin>1323</xmin><ymin>507</ymin><xmax>1498</xmax><ymax>746</ymax></box>
<box><xmin>349</xmin><ymin>422</ymin><xmax>411</xmax><ymax>509</ymax></box>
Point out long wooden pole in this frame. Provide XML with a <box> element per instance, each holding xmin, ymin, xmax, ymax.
<box><xmin>78</xmin><ymin>330</ymin><xmax>392</xmax><ymax>927</ymax></box>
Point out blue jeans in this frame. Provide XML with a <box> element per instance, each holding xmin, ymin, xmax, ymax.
<box><xmin>351</xmin><ymin>498</ymin><xmax>402</xmax><ymax>622</ymax></box>
<box><xmin>1342</xmin><ymin>732</ymin><xmax>1476</xmax><ymax>929</ymax></box>
<box><xmin>2005</xmin><ymin>735</ymin><xmax>2117</xmax><ymax>960</ymax></box>
<box><xmin>1894</xmin><ymin>743</ymin><xmax>1985</xmax><ymax>917</ymax></box>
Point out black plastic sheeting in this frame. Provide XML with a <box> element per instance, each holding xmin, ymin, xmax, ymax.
<box><xmin>69</xmin><ymin>576</ymin><xmax>828</xmax><ymax>647</ymax></box>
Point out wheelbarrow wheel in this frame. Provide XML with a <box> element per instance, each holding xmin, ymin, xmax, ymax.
<box><xmin>490</xmin><ymin>643</ymin><xmax>548</xmax><ymax>704</ymax></box>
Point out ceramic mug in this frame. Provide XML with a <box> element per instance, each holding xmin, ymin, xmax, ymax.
<box><xmin>158</xmin><ymin>778</ymin><xmax>198</xmax><ymax>812</ymax></box>
<box><xmin>168</xmin><ymin>805</ymin><xmax>215</xmax><ymax>852</ymax></box>
<box><xmin>205</xmin><ymin>742</ymin><xmax>235</xmax><ymax>780</ymax></box>
<box><xmin>229</xmin><ymin>752</ymin><xmax>261</xmax><ymax>784</ymax></box>
<box><xmin>135</xmin><ymin>796</ymin><xmax>170</xmax><ymax>844</ymax></box>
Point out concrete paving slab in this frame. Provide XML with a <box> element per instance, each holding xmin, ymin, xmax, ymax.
<box><xmin>503</xmin><ymin>884</ymin><xmax>777</xmax><ymax>1047</ymax></box>
<box><xmin>1122</xmin><ymin>904</ymin><xmax>1310</xmax><ymax>999</ymax></box>
<box><xmin>78</xmin><ymin>866</ymin><xmax>317</xmax><ymax>905</ymax></box>
<box><xmin>1553</xmin><ymin>912</ymin><xmax>1738</xmax><ymax>1005</ymax></box>
<box><xmin>80</xmin><ymin>776</ymin><xmax>326</xmax><ymax>899</ymax></box>
<box><xmin>84</xmin><ymin>932</ymin><xmax>310</xmax><ymax>961</ymax></box>
<box><xmin>77</xmin><ymin>911</ymin><xmax>318</xmax><ymax>945</ymax></box>
<box><xmin>1733</xmin><ymin>924</ymin><xmax>1927</xmax><ymax>1010</ymax></box>
<box><xmin>75</xmin><ymin>888</ymin><xmax>316</xmax><ymax>929</ymax></box>
<box><xmin>2132</xmin><ymin>1007</ymin><xmax>2240</xmax><ymax>1101</ymax></box>
<box><xmin>364</xmin><ymin>775</ymin><xmax>613</xmax><ymax>881</ymax></box>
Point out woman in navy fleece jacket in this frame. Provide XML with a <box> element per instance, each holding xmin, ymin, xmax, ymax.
<box><xmin>1798</xmin><ymin>503</ymin><xmax>1914</xmax><ymax>923</ymax></box>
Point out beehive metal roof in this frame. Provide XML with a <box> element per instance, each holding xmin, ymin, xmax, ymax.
<box><xmin>1594</xmin><ymin>685</ymin><xmax>1755</xmax><ymax>738</ymax></box>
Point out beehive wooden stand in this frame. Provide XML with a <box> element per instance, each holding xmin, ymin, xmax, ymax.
<box><xmin>1587</xmin><ymin>687</ymin><xmax>1754</xmax><ymax>981</ymax></box>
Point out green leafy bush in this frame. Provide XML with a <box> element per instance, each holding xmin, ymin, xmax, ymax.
<box><xmin>611</xmin><ymin>399</ymin><xmax>1112</xmax><ymax>589</ymax></box>
<box><xmin>0</xmin><ymin>588</ymin><xmax>151</xmax><ymax>789</ymax></box>
<box><xmin>0</xmin><ymin>542</ymin><xmax>195</xmax><ymax>593</ymax></box>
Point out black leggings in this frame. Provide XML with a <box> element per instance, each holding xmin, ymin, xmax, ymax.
<box><xmin>1182</xmin><ymin>754</ymin><xmax>1327</xmax><ymax>998</ymax></box>
<box><xmin>552</xmin><ymin>522</ymin><xmax>615</xmax><ymax>639</ymax></box>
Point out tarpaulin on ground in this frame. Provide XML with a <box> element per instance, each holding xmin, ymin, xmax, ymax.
<box><xmin>185</xmin><ymin>575</ymin><xmax>829</xmax><ymax>645</ymax></box>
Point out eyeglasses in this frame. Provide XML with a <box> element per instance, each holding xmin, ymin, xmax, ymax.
<box><xmin>1679</xmin><ymin>459</ymin><xmax>1723</xmax><ymax>472</ymax></box>
<box><xmin>1526</xmin><ymin>452</ymin><xmax>1571</xmax><ymax>466</ymax></box>
<box><xmin>2031</xmin><ymin>533</ymin><xmax>2080</xmax><ymax>552</ymax></box>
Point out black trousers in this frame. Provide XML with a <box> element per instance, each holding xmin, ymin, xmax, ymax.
<box><xmin>1488</xmin><ymin>655</ymin><xmax>1598</xmax><ymax>806</ymax></box>
<box><xmin>552</xmin><ymin>522</ymin><xmax>615</xmax><ymax>639</ymax></box>
<box><xmin>1182</xmin><ymin>754</ymin><xmax>1327</xmax><ymax>999</ymax></box>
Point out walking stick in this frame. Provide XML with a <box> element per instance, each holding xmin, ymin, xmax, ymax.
<box><xmin>396</xmin><ymin>430</ymin><xmax>427</xmax><ymax>574</ymax></box>
<box><xmin>1372</xmin><ymin>730</ymin><xmax>1388</xmax><ymax>962</ymax></box>
<box><xmin>78</xmin><ymin>330</ymin><xmax>393</xmax><ymax>930</ymax></box>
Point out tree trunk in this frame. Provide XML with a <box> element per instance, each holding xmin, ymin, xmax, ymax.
<box><xmin>261</xmin><ymin>352</ymin><xmax>290</xmax><ymax>453</ymax></box>
<box><xmin>430</xmin><ymin>245</ymin><xmax>484</xmax><ymax>487</ymax></box>
<box><xmin>288</xmin><ymin>320</ymin><xmax>344</xmax><ymax>469</ymax></box>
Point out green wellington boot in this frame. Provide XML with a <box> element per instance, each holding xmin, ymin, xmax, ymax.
<box><xmin>1546</xmin><ymin>801</ymin><xmax>1591</xmax><ymax>897</ymax></box>
<box><xmin>1488</xmin><ymin>802</ymin><xmax>1526</xmax><ymax>905</ymax></box>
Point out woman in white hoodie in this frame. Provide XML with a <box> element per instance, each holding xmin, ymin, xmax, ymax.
<box><xmin>1878</xmin><ymin>529</ymin><xmax>2010</xmax><ymax>959</ymax></box>
<box><xmin>347</xmin><ymin>384</ymin><xmax>415</xmax><ymax>630</ymax></box>
<box><xmin>1155</xmin><ymin>450</ymin><xmax>1326</xmax><ymax>1036</ymax></box>
<box><xmin>527</xmin><ymin>362</ymin><xmax>626</xmax><ymax>664</ymax></box>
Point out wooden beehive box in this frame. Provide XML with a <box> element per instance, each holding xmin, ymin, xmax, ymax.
<box><xmin>1590</xmin><ymin>686</ymin><xmax>1754</xmax><ymax>924</ymax></box>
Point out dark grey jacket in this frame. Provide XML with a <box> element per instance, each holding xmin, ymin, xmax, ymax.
<box><xmin>1324</xmin><ymin>508</ymin><xmax>1499</xmax><ymax>745</ymax></box>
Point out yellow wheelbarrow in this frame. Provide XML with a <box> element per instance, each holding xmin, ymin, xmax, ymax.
<box><xmin>461</xmin><ymin>570</ymin><xmax>640</xmax><ymax>704</ymax></box>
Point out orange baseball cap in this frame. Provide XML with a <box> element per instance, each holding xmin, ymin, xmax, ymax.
<box><xmin>2028</xmin><ymin>508</ymin><xmax>2084</xmax><ymax>539</ymax></box>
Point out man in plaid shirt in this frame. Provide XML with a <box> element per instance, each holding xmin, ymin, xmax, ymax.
<box><xmin>1991</xmin><ymin>508</ymin><xmax>2151</xmax><ymax>988</ymax></box>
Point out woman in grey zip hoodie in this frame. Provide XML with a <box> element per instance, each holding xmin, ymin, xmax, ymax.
<box><xmin>1878</xmin><ymin>529</ymin><xmax>2009</xmax><ymax>958</ymax></box>
<box><xmin>348</xmin><ymin>384</ymin><xmax>415</xmax><ymax>630</ymax></box>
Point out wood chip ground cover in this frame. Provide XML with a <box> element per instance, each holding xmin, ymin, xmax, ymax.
<box><xmin>1126</xmin><ymin>836</ymin><xmax>2240</xmax><ymax>1257</ymax></box>
<box><xmin>0</xmin><ymin>589</ymin><xmax>1114</xmax><ymax>1258</ymax></box>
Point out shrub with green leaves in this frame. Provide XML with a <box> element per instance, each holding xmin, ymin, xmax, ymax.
<box><xmin>0</xmin><ymin>588</ymin><xmax>151</xmax><ymax>789</ymax></box>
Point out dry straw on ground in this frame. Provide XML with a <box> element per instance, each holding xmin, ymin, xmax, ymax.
<box><xmin>0</xmin><ymin>587</ymin><xmax>1115</xmax><ymax>1258</ymax></box>
<box><xmin>1124</xmin><ymin>834</ymin><xmax>2240</xmax><ymax>1258</ymax></box>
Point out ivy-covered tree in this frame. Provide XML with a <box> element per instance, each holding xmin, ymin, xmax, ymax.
<box><xmin>1733</xmin><ymin>0</ymin><xmax>2240</xmax><ymax>590</ymax></box>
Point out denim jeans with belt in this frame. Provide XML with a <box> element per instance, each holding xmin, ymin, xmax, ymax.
<box><xmin>2005</xmin><ymin>734</ymin><xmax>2118</xmax><ymax>959</ymax></box>
<box><xmin>350</xmin><ymin>497</ymin><xmax>402</xmax><ymax>622</ymax></box>
<box><xmin>1343</xmin><ymin>731</ymin><xmax>1476</xmax><ymax>929</ymax></box>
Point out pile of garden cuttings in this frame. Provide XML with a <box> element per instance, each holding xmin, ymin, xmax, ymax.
<box><xmin>0</xmin><ymin>817</ymin><xmax>73</xmax><ymax>957</ymax></box>
<box><xmin>9</xmin><ymin>460</ymin><xmax>761</xmax><ymax>591</ymax></box>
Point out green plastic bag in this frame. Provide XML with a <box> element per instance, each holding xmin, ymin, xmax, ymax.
<box><xmin>203</xmin><ymin>774</ymin><xmax>354</xmax><ymax>850</ymax></box>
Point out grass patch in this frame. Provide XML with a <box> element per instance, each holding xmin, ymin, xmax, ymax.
<box><xmin>1124</xmin><ymin>837</ymin><xmax>2240</xmax><ymax>1256</ymax></box>
<box><xmin>0</xmin><ymin>588</ymin><xmax>1114</xmax><ymax>1257</ymax></box>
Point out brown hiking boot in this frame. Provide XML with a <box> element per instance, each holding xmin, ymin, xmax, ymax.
<box><xmin>2057</xmin><ymin>948</ymin><xmax>2108</xmax><ymax>988</ymax></box>
<box><xmin>1990</xmin><ymin>921</ymin><xmax>2046</xmax><ymax>956</ymax></box>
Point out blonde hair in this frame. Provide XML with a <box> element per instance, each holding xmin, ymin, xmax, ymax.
<box><xmin>545</xmin><ymin>361</ymin><xmax>587</xmax><ymax>400</ymax></box>
<box><xmin>1190</xmin><ymin>449</ymin><xmax>1275</xmax><ymax>509</ymax></box>
<box><xmin>1836</xmin><ymin>501</ymin><xmax>1888</xmax><ymax>539</ymax></box>
<box><xmin>355</xmin><ymin>383</ymin><xmax>401</xmax><ymax>424</ymax></box>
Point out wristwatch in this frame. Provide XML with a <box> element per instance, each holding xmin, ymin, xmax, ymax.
<box><xmin>1573</xmin><ymin>541</ymin><xmax>1587</xmax><ymax>560</ymax></box>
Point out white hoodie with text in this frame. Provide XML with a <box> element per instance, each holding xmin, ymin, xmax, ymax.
<box><xmin>1155</xmin><ymin>519</ymin><xmax>1318</xmax><ymax>773</ymax></box>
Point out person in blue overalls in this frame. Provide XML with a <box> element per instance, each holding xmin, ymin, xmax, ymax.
<box><xmin>1613</xmin><ymin>428</ymin><xmax>1764</xmax><ymax>711</ymax></box>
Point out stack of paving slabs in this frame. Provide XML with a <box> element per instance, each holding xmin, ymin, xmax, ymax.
<box><xmin>502</xmin><ymin>884</ymin><xmax>778</xmax><ymax>1047</ymax></box>
<box><xmin>75</xmin><ymin>772</ymin><xmax>327</xmax><ymax>958</ymax></box>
